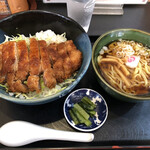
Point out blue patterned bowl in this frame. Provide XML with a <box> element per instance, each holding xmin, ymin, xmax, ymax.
<box><xmin>0</xmin><ymin>10</ymin><xmax>92</xmax><ymax>105</ymax></box>
<box><xmin>63</xmin><ymin>88</ymin><xmax>108</xmax><ymax>132</ymax></box>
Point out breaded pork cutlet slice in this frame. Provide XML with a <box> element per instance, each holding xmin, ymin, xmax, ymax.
<box><xmin>1</xmin><ymin>41</ymin><xmax>28</xmax><ymax>93</ymax></box>
<box><xmin>47</xmin><ymin>43</ymin><xmax>65</xmax><ymax>82</ymax></box>
<box><xmin>7</xmin><ymin>73</ymin><xmax>15</xmax><ymax>92</ymax></box>
<box><xmin>57</xmin><ymin>42</ymin><xmax>68</xmax><ymax>58</ymax></box>
<box><xmin>57</xmin><ymin>42</ymin><xmax>73</xmax><ymax>79</ymax></box>
<box><xmin>2</xmin><ymin>41</ymin><xmax>18</xmax><ymax>73</ymax></box>
<box><xmin>39</xmin><ymin>40</ymin><xmax>56</xmax><ymax>89</ymax></box>
<box><xmin>15</xmin><ymin>40</ymin><xmax>29</xmax><ymax>81</ymax></box>
<box><xmin>27</xmin><ymin>38</ymin><xmax>41</xmax><ymax>92</ymax></box>
<box><xmin>1</xmin><ymin>42</ymin><xmax>13</xmax><ymax>83</ymax></box>
<box><xmin>47</xmin><ymin>43</ymin><xmax>58</xmax><ymax>65</ymax></box>
<box><xmin>0</xmin><ymin>44</ymin><xmax>4</xmax><ymax>83</ymax></box>
<box><xmin>27</xmin><ymin>75</ymin><xmax>40</xmax><ymax>92</ymax></box>
<box><xmin>12</xmin><ymin>40</ymin><xmax>29</xmax><ymax>93</ymax></box>
<box><xmin>65</xmin><ymin>40</ymin><xmax>82</xmax><ymax>72</ymax></box>
<box><xmin>2</xmin><ymin>41</ymin><xmax>18</xmax><ymax>92</ymax></box>
<box><xmin>28</xmin><ymin>38</ymin><xmax>41</xmax><ymax>75</ymax></box>
<box><xmin>7</xmin><ymin>73</ymin><xmax>28</xmax><ymax>93</ymax></box>
<box><xmin>53</xmin><ymin>57</ymin><xmax>65</xmax><ymax>83</ymax></box>
<box><xmin>13</xmin><ymin>80</ymin><xmax>28</xmax><ymax>93</ymax></box>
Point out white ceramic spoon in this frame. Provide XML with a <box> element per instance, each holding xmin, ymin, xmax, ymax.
<box><xmin>0</xmin><ymin>121</ymin><xmax>94</xmax><ymax>147</ymax></box>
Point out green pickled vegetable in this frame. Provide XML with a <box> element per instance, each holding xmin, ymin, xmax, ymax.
<box><xmin>84</xmin><ymin>118</ymin><xmax>92</xmax><ymax>127</ymax></box>
<box><xmin>81</xmin><ymin>96</ymin><xmax>96</xmax><ymax>108</ymax></box>
<box><xmin>78</xmin><ymin>101</ymin><xmax>95</xmax><ymax>111</ymax></box>
<box><xmin>85</xmin><ymin>109</ymin><xmax>96</xmax><ymax>117</ymax></box>
<box><xmin>72</xmin><ymin>107</ymin><xmax>85</xmax><ymax>124</ymax></box>
<box><xmin>69</xmin><ymin>109</ymin><xmax>79</xmax><ymax>125</ymax></box>
<box><xmin>78</xmin><ymin>102</ymin><xmax>96</xmax><ymax>117</ymax></box>
<box><xmin>68</xmin><ymin>96</ymin><xmax>97</xmax><ymax>127</ymax></box>
<box><xmin>73</xmin><ymin>103</ymin><xmax>89</xmax><ymax>120</ymax></box>
<box><xmin>72</xmin><ymin>107</ymin><xmax>92</xmax><ymax>127</ymax></box>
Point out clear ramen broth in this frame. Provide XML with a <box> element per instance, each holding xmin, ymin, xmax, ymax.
<box><xmin>97</xmin><ymin>39</ymin><xmax>150</xmax><ymax>95</ymax></box>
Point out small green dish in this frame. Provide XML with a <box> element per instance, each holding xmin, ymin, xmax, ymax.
<box><xmin>92</xmin><ymin>28</ymin><xmax>150</xmax><ymax>102</ymax></box>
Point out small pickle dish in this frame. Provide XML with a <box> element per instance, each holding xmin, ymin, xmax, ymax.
<box><xmin>63</xmin><ymin>88</ymin><xmax>108</xmax><ymax>132</ymax></box>
<box><xmin>92</xmin><ymin>28</ymin><xmax>150</xmax><ymax>102</ymax></box>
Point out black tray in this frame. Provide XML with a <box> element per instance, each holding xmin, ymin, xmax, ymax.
<box><xmin>1</xmin><ymin>38</ymin><xmax>150</xmax><ymax>149</ymax></box>
<box><xmin>1</xmin><ymin>1</ymin><xmax>150</xmax><ymax>149</ymax></box>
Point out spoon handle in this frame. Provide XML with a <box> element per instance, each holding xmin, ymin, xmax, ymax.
<box><xmin>41</xmin><ymin>127</ymin><xmax>94</xmax><ymax>142</ymax></box>
<box><xmin>0</xmin><ymin>121</ymin><xmax>94</xmax><ymax>147</ymax></box>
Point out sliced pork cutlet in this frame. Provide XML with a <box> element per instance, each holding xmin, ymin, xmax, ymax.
<box><xmin>39</xmin><ymin>40</ymin><xmax>56</xmax><ymax>89</ymax></box>
<box><xmin>43</xmin><ymin>68</ymin><xmax>57</xmax><ymax>89</ymax></box>
<box><xmin>7</xmin><ymin>73</ymin><xmax>28</xmax><ymax>93</ymax></box>
<box><xmin>4</xmin><ymin>41</ymin><xmax>18</xmax><ymax>73</ymax></box>
<box><xmin>16</xmin><ymin>40</ymin><xmax>29</xmax><ymax>81</ymax></box>
<box><xmin>0</xmin><ymin>44</ymin><xmax>4</xmax><ymax>83</ymax></box>
<box><xmin>2</xmin><ymin>41</ymin><xmax>18</xmax><ymax>92</ymax></box>
<box><xmin>29</xmin><ymin>38</ymin><xmax>41</xmax><ymax>75</ymax></box>
<box><xmin>13</xmin><ymin>80</ymin><xmax>28</xmax><ymax>93</ymax></box>
<box><xmin>48</xmin><ymin>42</ymin><xmax>66</xmax><ymax>83</ymax></box>
<box><xmin>7</xmin><ymin>73</ymin><xmax>15</xmax><ymax>92</ymax></box>
<box><xmin>27</xmin><ymin>38</ymin><xmax>41</xmax><ymax>93</ymax></box>
<box><xmin>47</xmin><ymin>43</ymin><xmax>58</xmax><ymax>65</ymax></box>
<box><xmin>53</xmin><ymin>57</ymin><xmax>65</xmax><ymax>83</ymax></box>
<box><xmin>11</xmin><ymin>40</ymin><xmax>29</xmax><ymax>93</ymax></box>
<box><xmin>57</xmin><ymin>42</ymin><xmax>68</xmax><ymax>59</ymax></box>
<box><xmin>1</xmin><ymin>42</ymin><xmax>14</xmax><ymax>83</ymax></box>
<box><xmin>57</xmin><ymin>42</ymin><xmax>73</xmax><ymax>79</ymax></box>
<box><xmin>27</xmin><ymin>75</ymin><xmax>40</xmax><ymax>93</ymax></box>
<box><xmin>65</xmin><ymin>40</ymin><xmax>77</xmax><ymax>54</ymax></box>
<box><xmin>65</xmin><ymin>40</ymin><xmax>82</xmax><ymax>72</ymax></box>
<box><xmin>63</xmin><ymin>56</ymin><xmax>73</xmax><ymax>79</ymax></box>
<box><xmin>1</xmin><ymin>41</ymin><xmax>28</xmax><ymax>93</ymax></box>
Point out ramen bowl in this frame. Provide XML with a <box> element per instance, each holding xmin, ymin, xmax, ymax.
<box><xmin>0</xmin><ymin>10</ymin><xmax>92</xmax><ymax>105</ymax></box>
<box><xmin>92</xmin><ymin>28</ymin><xmax>150</xmax><ymax>102</ymax></box>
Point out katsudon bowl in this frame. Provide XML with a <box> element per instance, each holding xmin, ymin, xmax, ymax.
<box><xmin>0</xmin><ymin>10</ymin><xmax>92</xmax><ymax>105</ymax></box>
<box><xmin>92</xmin><ymin>28</ymin><xmax>150</xmax><ymax>102</ymax></box>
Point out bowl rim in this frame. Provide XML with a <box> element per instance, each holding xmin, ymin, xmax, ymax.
<box><xmin>0</xmin><ymin>10</ymin><xmax>92</xmax><ymax>105</ymax></box>
<box><xmin>63</xmin><ymin>88</ymin><xmax>108</xmax><ymax>132</ymax></box>
<box><xmin>92</xmin><ymin>28</ymin><xmax>150</xmax><ymax>101</ymax></box>
<box><xmin>0</xmin><ymin>10</ymin><xmax>86</xmax><ymax>33</ymax></box>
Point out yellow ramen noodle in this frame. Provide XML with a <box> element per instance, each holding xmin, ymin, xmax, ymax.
<box><xmin>97</xmin><ymin>39</ymin><xmax>150</xmax><ymax>95</ymax></box>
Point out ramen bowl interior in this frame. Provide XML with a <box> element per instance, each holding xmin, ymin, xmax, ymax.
<box><xmin>92</xmin><ymin>28</ymin><xmax>150</xmax><ymax>102</ymax></box>
<box><xmin>0</xmin><ymin>10</ymin><xmax>92</xmax><ymax>105</ymax></box>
